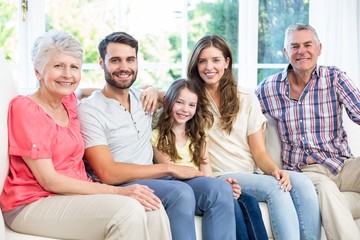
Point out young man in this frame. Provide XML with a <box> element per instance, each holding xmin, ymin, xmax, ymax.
<box><xmin>256</xmin><ymin>23</ymin><xmax>360</xmax><ymax>240</ymax></box>
<box><xmin>77</xmin><ymin>31</ymin><xmax>236</xmax><ymax>240</ymax></box>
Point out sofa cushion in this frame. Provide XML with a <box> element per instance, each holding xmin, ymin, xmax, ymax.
<box><xmin>5</xmin><ymin>227</ymin><xmax>59</xmax><ymax>240</ymax></box>
<box><xmin>264</xmin><ymin>113</ymin><xmax>282</xmax><ymax>168</ymax></box>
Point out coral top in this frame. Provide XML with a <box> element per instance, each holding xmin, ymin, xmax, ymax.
<box><xmin>0</xmin><ymin>93</ymin><xmax>91</xmax><ymax>212</ymax></box>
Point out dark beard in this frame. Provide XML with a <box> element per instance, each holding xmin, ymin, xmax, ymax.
<box><xmin>104</xmin><ymin>69</ymin><xmax>137</xmax><ymax>90</ymax></box>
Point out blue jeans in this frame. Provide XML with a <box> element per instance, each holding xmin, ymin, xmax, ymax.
<box><xmin>124</xmin><ymin>176</ymin><xmax>236</xmax><ymax>240</ymax></box>
<box><xmin>234</xmin><ymin>193</ymin><xmax>268</xmax><ymax>240</ymax></box>
<box><xmin>218</xmin><ymin>171</ymin><xmax>321</xmax><ymax>240</ymax></box>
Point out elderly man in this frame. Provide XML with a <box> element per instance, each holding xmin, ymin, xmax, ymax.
<box><xmin>256</xmin><ymin>23</ymin><xmax>360</xmax><ymax>240</ymax></box>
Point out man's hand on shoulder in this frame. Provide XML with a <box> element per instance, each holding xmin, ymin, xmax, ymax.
<box><xmin>140</xmin><ymin>85</ymin><xmax>159</xmax><ymax>114</ymax></box>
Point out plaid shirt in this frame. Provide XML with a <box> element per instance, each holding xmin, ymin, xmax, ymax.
<box><xmin>256</xmin><ymin>64</ymin><xmax>360</xmax><ymax>175</ymax></box>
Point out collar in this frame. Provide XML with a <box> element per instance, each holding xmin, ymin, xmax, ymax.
<box><xmin>282</xmin><ymin>64</ymin><xmax>320</xmax><ymax>82</ymax></box>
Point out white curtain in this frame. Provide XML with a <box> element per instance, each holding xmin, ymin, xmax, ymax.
<box><xmin>310</xmin><ymin>0</ymin><xmax>360</xmax><ymax>87</ymax></box>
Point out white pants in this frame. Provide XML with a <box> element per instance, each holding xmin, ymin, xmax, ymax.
<box><xmin>301</xmin><ymin>157</ymin><xmax>360</xmax><ymax>240</ymax></box>
<box><xmin>9</xmin><ymin>194</ymin><xmax>172</xmax><ymax>240</ymax></box>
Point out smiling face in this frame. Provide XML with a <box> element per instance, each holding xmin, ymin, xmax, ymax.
<box><xmin>284</xmin><ymin>29</ymin><xmax>322</xmax><ymax>74</ymax></box>
<box><xmin>197</xmin><ymin>46</ymin><xmax>230</xmax><ymax>89</ymax></box>
<box><xmin>36</xmin><ymin>49</ymin><xmax>81</xmax><ymax>97</ymax></box>
<box><xmin>172</xmin><ymin>87</ymin><xmax>198</xmax><ymax>126</ymax></box>
<box><xmin>100</xmin><ymin>42</ymin><xmax>138</xmax><ymax>89</ymax></box>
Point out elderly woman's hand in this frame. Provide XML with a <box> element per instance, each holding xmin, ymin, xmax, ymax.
<box><xmin>116</xmin><ymin>184</ymin><xmax>161</xmax><ymax>211</ymax></box>
<box><xmin>140</xmin><ymin>85</ymin><xmax>159</xmax><ymax>114</ymax></box>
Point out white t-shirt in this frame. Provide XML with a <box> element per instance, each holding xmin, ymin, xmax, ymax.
<box><xmin>77</xmin><ymin>88</ymin><xmax>153</xmax><ymax>181</ymax></box>
<box><xmin>206</xmin><ymin>87</ymin><xmax>267</xmax><ymax>176</ymax></box>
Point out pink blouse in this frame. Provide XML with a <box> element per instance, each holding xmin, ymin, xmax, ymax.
<box><xmin>0</xmin><ymin>93</ymin><xmax>91</xmax><ymax>212</ymax></box>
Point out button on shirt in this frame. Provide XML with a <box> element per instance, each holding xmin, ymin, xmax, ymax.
<box><xmin>256</xmin><ymin>65</ymin><xmax>360</xmax><ymax>174</ymax></box>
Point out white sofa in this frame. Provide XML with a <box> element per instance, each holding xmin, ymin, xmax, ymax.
<box><xmin>1</xmin><ymin>52</ymin><xmax>360</xmax><ymax>239</ymax></box>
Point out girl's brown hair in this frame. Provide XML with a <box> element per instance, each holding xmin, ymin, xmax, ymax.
<box><xmin>155</xmin><ymin>78</ymin><xmax>207</xmax><ymax>166</ymax></box>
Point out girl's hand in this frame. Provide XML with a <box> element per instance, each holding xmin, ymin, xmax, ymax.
<box><xmin>225</xmin><ymin>178</ymin><xmax>241</xmax><ymax>199</ymax></box>
<box><xmin>272</xmin><ymin>169</ymin><xmax>292</xmax><ymax>191</ymax></box>
<box><xmin>140</xmin><ymin>85</ymin><xmax>159</xmax><ymax>114</ymax></box>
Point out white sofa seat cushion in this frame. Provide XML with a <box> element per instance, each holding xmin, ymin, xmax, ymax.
<box><xmin>5</xmin><ymin>228</ymin><xmax>58</xmax><ymax>240</ymax></box>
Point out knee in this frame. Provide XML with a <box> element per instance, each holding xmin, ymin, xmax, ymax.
<box><xmin>146</xmin><ymin>204</ymin><xmax>168</xmax><ymax>222</ymax></box>
<box><xmin>164</xmin><ymin>183</ymin><xmax>196</xmax><ymax>219</ymax></box>
<box><xmin>205</xmin><ymin>179</ymin><xmax>233</xmax><ymax>203</ymax></box>
<box><xmin>111</xmin><ymin>197</ymin><xmax>147</xmax><ymax>222</ymax></box>
<box><xmin>169</xmin><ymin>182</ymin><xmax>196</xmax><ymax>206</ymax></box>
<box><xmin>261</xmin><ymin>178</ymin><xmax>289</xmax><ymax>197</ymax></box>
<box><xmin>213</xmin><ymin>179</ymin><xmax>233</xmax><ymax>195</ymax></box>
<box><xmin>289</xmin><ymin>173</ymin><xmax>317</xmax><ymax>199</ymax></box>
<box><xmin>289</xmin><ymin>172</ymin><xmax>315</xmax><ymax>189</ymax></box>
<box><xmin>315</xmin><ymin>181</ymin><xmax>339</xmax><ymax>196</ymax></box>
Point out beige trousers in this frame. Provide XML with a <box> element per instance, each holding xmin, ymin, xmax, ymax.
<box><xmin>301</xmin><ymin>157</ymin><xmax>360</xmax><ymax>240</ymax></box>
<box><xmin>10</xmin><ymin>194</ymin><xmax>172</xmax><ymax>240</ymax></box>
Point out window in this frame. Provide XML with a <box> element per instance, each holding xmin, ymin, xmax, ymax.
<box><xmin>0</xmin><ymin>0</ymin><xmax>20</xmax><ymax>85</ymax></box>
<box><xmin>0</xmin><ymin>0</ymin><xmax>310</xmax><ymax>93</ymax></box>
<box><xmin>258</xmin><ymin>0</ymin><xmax>309</xmax><ymax>84</ymax></box>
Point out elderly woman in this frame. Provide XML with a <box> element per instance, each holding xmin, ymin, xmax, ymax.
<box><xmin>0</xmin><ymin>30</ymin><xmax>171</xmax><ymax>240</ymax></box>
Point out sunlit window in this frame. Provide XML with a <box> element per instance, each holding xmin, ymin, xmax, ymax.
<box><xmin>0</xmin><ymin>0</ymin><xmax>310</xmax><ymax>92</ymax></box>
<box><xmin>0</xmin><ymin>0</ymin><xmax>20</xmax><ymax>86</ymax></box>
<box><xmin>257</xmin><ymin>0</ymin><xmax>309</xmax><ymax>83</ymax></box>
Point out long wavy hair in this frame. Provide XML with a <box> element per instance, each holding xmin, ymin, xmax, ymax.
<box><xmin>187</xmin><ymin>35</ymin><xmax>240</xmax><ymax>134</ymax></box>
<box><xmin>155</xmin><ymin>78</ymin><xmax>207</xmax><ymax>166</ymax></box>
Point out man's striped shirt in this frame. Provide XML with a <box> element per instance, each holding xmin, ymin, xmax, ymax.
<box><xmin>256</xmin><ymin>65</ymin><xmax>360</xmax><ymax>175</ymax></box>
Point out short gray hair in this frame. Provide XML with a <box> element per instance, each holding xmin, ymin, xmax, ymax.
<box><xmin>31</xmin><ymin>30</ymin><xmax>83</xmax><ymax>73</ymax></box>
<box><xmin>283</xmin><ymin>23</ymin><xmax>320</xmax><ymax>50</ymax></box>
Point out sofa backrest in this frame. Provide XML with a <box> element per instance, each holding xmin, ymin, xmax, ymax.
<box><xmin>0</xmin><ymin>51</ymin><xmax>18</xmax><ymax>238</ymax></box>
<box><xmin>264</xmin><ymin>113</ymin><xmax>282</xmax><ymax>168</ymax></box>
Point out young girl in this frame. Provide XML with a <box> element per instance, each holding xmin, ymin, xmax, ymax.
<box><xmin>152</xmin><ymin>78</ymin><xmax>268</xmax><ymax>240</ymax></box>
